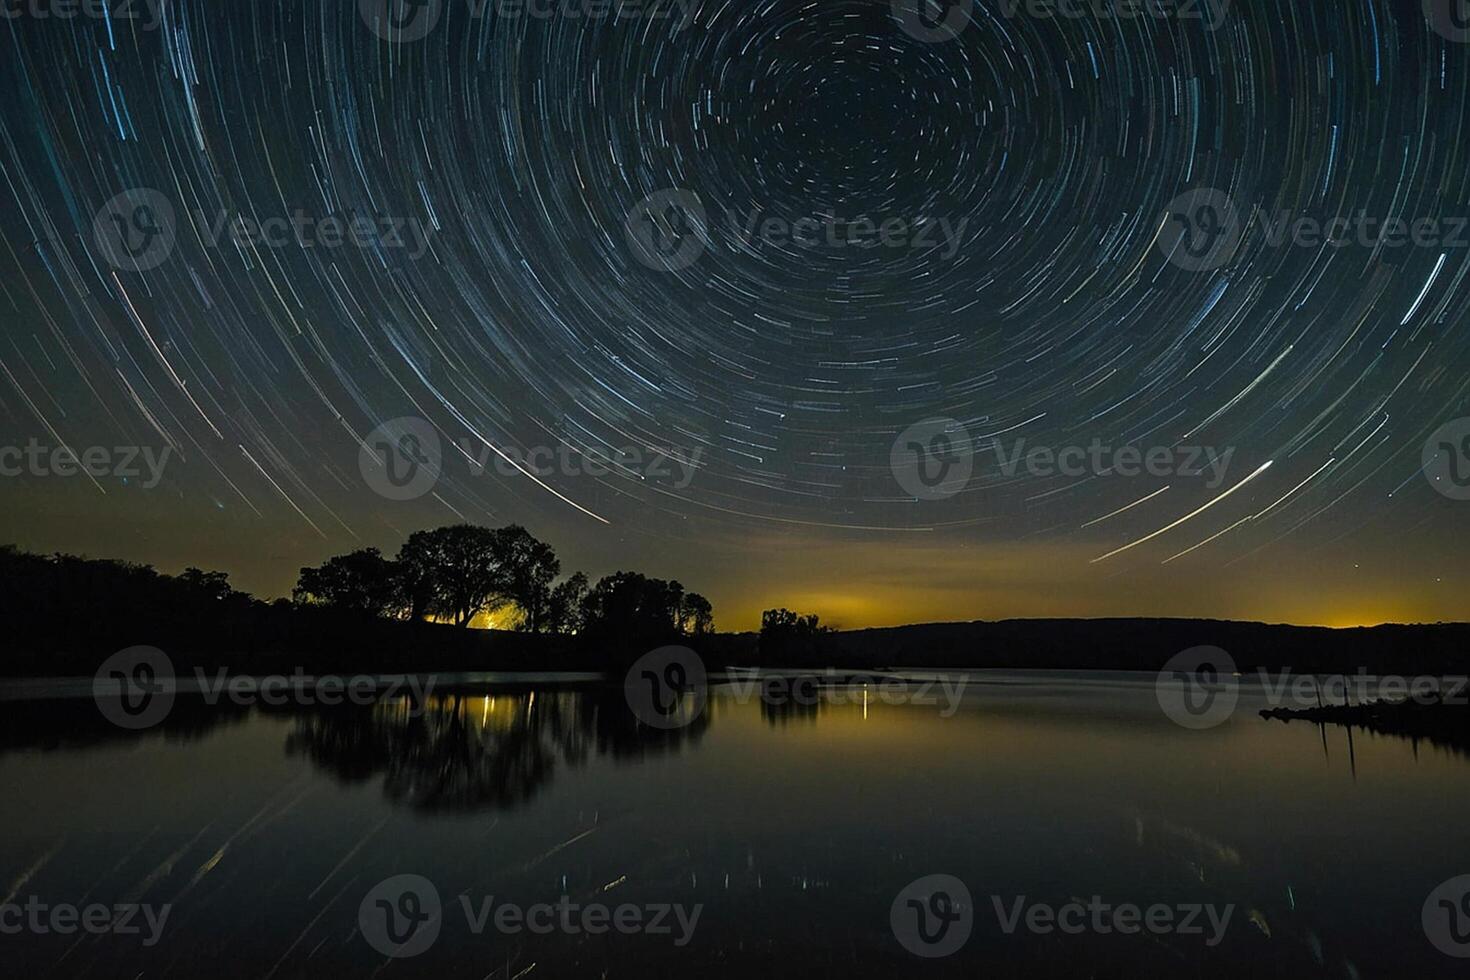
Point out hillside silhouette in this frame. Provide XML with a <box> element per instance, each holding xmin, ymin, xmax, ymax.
<box><xmin>3</xmin><ymin>541</ymin><xmax>1468</xmax><ymax>678</ymax></box>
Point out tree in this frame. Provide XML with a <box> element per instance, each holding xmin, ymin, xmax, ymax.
<box><xmin>395</xmin><ymin>549</ymin><xmax>438</xmax><ymax>622</ymax></box>
<box><xmin>581</xmin><ymin>571</ymin><xmax>677</xmax><ymax>643</ymax></box>
<box><xmin>577</xmin><ymin>572</ymin><xmax>714</xmax><ymax>642</ymax></box>
<box><xmin>178</xmin><ymin>567</ymin><xmax>235</xmax><ymax>602</ymax></box>
<box><xmin>493</xmin><ymin>526</ymin><xmax>560</xmax><ymax>632</ymax></box>
<box><xmin>760</xmin><ymin>607</ymin><xmax>828</xmax><ymax>636</ymax></box>
<box><xmin>293</xmin><ymin>548</ymin><xmax>404</xmax><ymax>617</ymax></box>
<box><xmin>397</xmin><ymin>525</ymin><xmax>505</xmax><ymax>627</ymax></box>
<box><xmin>663</xmin><ymin>580</ymin><xmax>686</xmax><ymax>630</ymax></box>
<box><xmin>679</xmin><ymin>593</ymin><xmax>714</xmax><ymax>635</ymax></box>
<box><xmin>546</xmin><ymin>572</ymin><xmax>588</xmax><ymax>634</ymax></box>
<box><xmin>760</xmin><ymin>608</ymin><xmax>831</xmax><ymax>663</ymax></box>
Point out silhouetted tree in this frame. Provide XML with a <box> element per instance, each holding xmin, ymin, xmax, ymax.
<box><xmin>664</xmin><ymin>579</ymin><xmax>685</xmax><ymax>628</ymax></box>
<box><xmin>397</xmin><ymin>524</ymin><xmax>505</xmax><ymax>627</ymax></box>
<box><xmin>760</xmin><ymin>607</ymin><xmax>832</xmax><ymax>663</ymax></box>
<box><xmin>293</xmin><ymin>548</ymin><xmax>405</xmax><ymax>617</ymax></box>
<box><xmin>494</xmin><ymin>525</ymin><xmax>560</xmax><ymax>632</ymax></box>
<box><xmin>546</xmin><ymin>571</ymin><xmax>588</xmax><ymax>634</ymax></box>
<box><xmin>0</xmin><ymin>546</ymin><xmax>271</xmax><ymax>668</ymax></box>
<box><xmin>177</xmin><ymin>567</ymin><xmax>235</xmax><ymax>602</ymax></box>
<box><xmin>580</xmin><ymin>571</ymin><xmax>683</xmax><ymax>648</ymax></box>
<box><xmin>395</xmin><ymin>550</ymin><xmax>438</xmax><ymax>622</ymax></box>
<box><xmin>578</xmin><ymin>572</ymin><xmax>717</xmax><ymax>650</ymax></box>
<box><xmin>0</xmin><ymin>532</ymin><xmax>723</xmax><ymax>673</ymax></box>
<box><xmin>680</xmin><ymin>593</ymin><xmax>714</xmax><ymax>635</ymax></box>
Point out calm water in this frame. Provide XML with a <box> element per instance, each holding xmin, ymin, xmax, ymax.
<box><xmin>1</xmin><ymin>671</ymin><xmax>1466</xmax><ymax>978</ymax></box>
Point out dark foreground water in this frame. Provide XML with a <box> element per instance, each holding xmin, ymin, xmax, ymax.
<box><xmin>1</xmin><ymin>671</ymin><xmax>1467</xmax><ymax>978</ymax></box>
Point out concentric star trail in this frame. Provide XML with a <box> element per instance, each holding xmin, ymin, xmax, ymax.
<box><xmin>0</xmin><ymin>0</ymin><xmax>1468</xmax><ymax>623</ymax></box>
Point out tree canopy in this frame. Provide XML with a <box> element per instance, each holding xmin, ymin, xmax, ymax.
<box><xmin>293</xmin><ymin>524</ymin><xmax>714</xmax><ymax>640</ymax></box>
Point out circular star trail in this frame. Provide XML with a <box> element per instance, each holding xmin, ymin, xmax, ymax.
<box><xmin>1</xmin><ymin>0</ymin><xmax>1469</xmax><ymax>606</ymax></box>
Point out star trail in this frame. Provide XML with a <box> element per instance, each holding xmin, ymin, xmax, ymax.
<box><xmin>1</xmin><ymin>0</ymin><xmax>1468</xmax><ymax>628</ymax></box>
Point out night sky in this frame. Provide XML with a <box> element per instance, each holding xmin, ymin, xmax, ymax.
<box><xmin>2</xmin><ymin>0</ymin><xmax>1469</xmax><ymax>630</ymax></box>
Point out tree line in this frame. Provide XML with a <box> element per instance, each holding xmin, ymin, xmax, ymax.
<box><xmin>292</xmin><ymin>523</ymin><xmax>714</xmax><ymax>639</ymax></box>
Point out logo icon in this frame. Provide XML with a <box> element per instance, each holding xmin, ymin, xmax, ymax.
<box><xmin>1157</xmin><ymin>188</ymin><xmax>1244</xmax><ymax>272</ymax></box>
<box><xmin>93</xmin><ymin>189</ymin><xmax>176</xmax><ymax>272</ymax></box>
<box><xmin>624</xmin><ymin>645</ymin><xmax>708</xmax><ymax>729</ymax></box>
<box><xmin>93</xmin><ymin>646</ymin><xmax>176</xmax><ymax>730</ymax></box>
<box><xmin>1423</xmin><ymin>418</ymin><xmax>1470</xmax><ymax>500</ymax></box>
<box><xmin>359</xmin><ymin>874</ymin><xmax>442</xmax><ymax>958</ymax></box>
<box><xmin>359</xmin><ymin>0</ymin><xmax>444</xmax><ymax>43</ymax></box>
<box><xmin>624</xmin><ymin>189</ymin><xmax>709</xmax><ymax>272</ymax></box>
<box><xmin>1184</xmin><ymin>0</ymin><xmax>1233</xmax><ymax>29</ymax></box>
<box><xmin>359</xmin><ymin>416</ymin><xmax>442</xmax><ymax>500</ymax></box>
<box><xmin>1424</xmin><ymin>875</ymin><xmax>1470</xmax><ymax>956</ymax></box>
<box><xmin>892</xmin><ymin>0</ymin><xmax>971</xmax><ymax>42</ymax></box>
<box><xmin>1425</xmin><ymin>0</ymin><xmax>1470</xmax><ymax>42</ymax></box>
<box><xmin>1156</xmin><ymin>645</ymin><xmax>1239</xmax><ymax>729</ymax></box>
<box><xmin>891</xmin><ymin>874</ymin><xmax>973</xmax><ymax>957</ymax></box>
<box><xmin>891</xmin><ymin>417</ymin><xmax>973</xmax><ymax>500</ymax></box>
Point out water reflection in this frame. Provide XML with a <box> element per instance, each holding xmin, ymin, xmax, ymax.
<box><xmin>2</xmin><ymin>675</ymin><xmax>1470</xmax><ymax>978</ymax></box>
<box><xmin>0</xmin><ymin>686</ymin><xmax>714</xmax><ymax>815</ymax></box>
<box><xmin>284</xmin><ymin>690</ymin><xmax>709</xmax><ymax>811</ymax></box>
<box><xmin>1264</xmin><ymin>706</ymin><xmax>1470</xmax><ymax>762</ymax></box>
<box><xmin>757</xmin><ymin>681</ymin><xmax>827</xmax><ymax>726</ymax></box>
<box><xmin>0</xmin><ymin>695</ymin><xmax>252</xmax><ymax>752</ymax></box>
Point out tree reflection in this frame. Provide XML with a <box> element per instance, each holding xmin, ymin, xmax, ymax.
<box><xmin>0</xmin><ymin>696</ymin><xmax>251</xmax><ymax>751</ymax></box>
<box><xmin>283</xmin><ymin>688</ymin><xmax>711</xmax><ymax>812</ymax></box>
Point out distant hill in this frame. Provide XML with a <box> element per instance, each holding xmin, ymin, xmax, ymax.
<box><xmin>4</xmin><ymin>534</ymin><xmax>1465</xmax><ymax>679</ymax></box>
<box><xmin>802</xmin><ymin>618</ymin><xmax>1470</xmax><ymax>676</ymax></box>
<box><xmin>6</xmin><ymin>613</ymin><xmax>1468</xmax><ymax>679</ymax></box>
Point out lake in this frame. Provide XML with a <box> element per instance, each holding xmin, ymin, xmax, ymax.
<box><xmin>1</xmin><ymin>670</ymin><xmax>1466</xmax><ymax>977</ymax></box>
